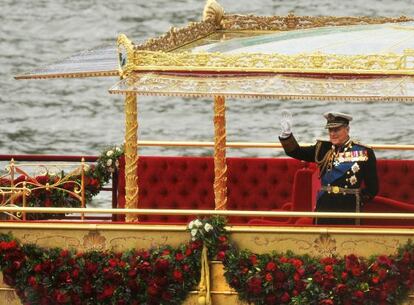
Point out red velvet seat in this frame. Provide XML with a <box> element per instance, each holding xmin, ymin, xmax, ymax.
<box><xmin>117</xmin><ymin>156</ymin><xmax>309</xmax><ymax>224</ymax></box>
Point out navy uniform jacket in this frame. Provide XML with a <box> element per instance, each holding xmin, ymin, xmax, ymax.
<box><xmin>279</xmin><ymin>134</ymin><xmax>379</xmax><ymax>225</ymax></box>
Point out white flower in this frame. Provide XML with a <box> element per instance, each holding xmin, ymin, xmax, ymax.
<box><xmin>349</xmin><ymin>175</ymin><xmax>358</xmax><ymax>185</ymax></box>
<box><xmin>106</xmin><ymin>150</ymin><xmax>114</xmax><ymax>157</ymax></box>
<box><xmin>190</xmin><ymin>228</ymin><xmax>198</xmax><ymax>237</ymax></box>
<box><xmin>351</xmin><ymin>163</ymin><xmax>360</xmax><ymax>173</ymax></box>
<box><xmin>106</xmin><ymin>159</ymin><xmax>113</xmax><ymax>167</ymax></box>
<box><xmin>116</xmin><ymin>147</ymin><xmax>121</xmax><ymax>152</ymax></box>
<box><xmin>194</xmin><ymin>219</ymin><xmax>202</xmax><ymax>228</ymax></box>
<box><xmin>188</xmin><ymin>220</ymin><xmax>195</xmax><ymax>229</ymax></box>
<box><xmin>204</xmin><ymin>223</ymin><xmax>213</xmax><ymax>232</ymax></box>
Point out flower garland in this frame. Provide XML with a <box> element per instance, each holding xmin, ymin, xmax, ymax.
<box><xmin>0</xmin><ymin>233</ymin><xmax>202</xmax><ymax>305</ymax></box>
<box><xmin>2</xmin><ymin>216</ymin><xmax>414</xmax><ymax>305</ymax></box>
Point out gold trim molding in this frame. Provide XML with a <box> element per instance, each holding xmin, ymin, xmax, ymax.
<box><xmin>130</xmin><ymin>49</ymin><xmax>414</xmax><ymax>75</ymax></box>
<box><xmin>221</xmin><ymin>14</ymin><xmax>413</xmax><ymax>31</ymax></box>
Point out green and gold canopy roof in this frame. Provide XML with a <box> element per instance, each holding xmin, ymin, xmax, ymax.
<box><xmin>15</xmin><ymin>0</ymin><xmax>414</xmax><ymax>102</ymax></box>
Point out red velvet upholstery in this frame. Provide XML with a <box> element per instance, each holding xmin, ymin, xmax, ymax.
<box><xmin>117</xmin><ymin>157</ymin><xmax>414</xmax><ymax>226</ymax></box>
<box><xmin>361</xmin><ymin>159</ymin><xmax>414</xmax><ymax>226</ymax></box>
<box><xmin>117</xmin><ymin>156</ymin><xmax>308</xmax><ymax>224</ymax></box>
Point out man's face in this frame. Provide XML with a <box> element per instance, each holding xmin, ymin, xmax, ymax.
<box><xmin>328</xmin><ymin>125</ymin><xmax>349</xmax><ymax>146</ymax></box>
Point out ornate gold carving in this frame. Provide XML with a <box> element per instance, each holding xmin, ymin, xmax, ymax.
<box><xmin>117</xmin><ymin>34</ymin><xmax>135</xmax><ymax>78</ymax></box>
<box><xmin>21</xmin><ymin>233</ymin><xmax>81</xmax><ymax>249</ymax></box>
<box><xmin>314</xmin><ymin>234</ymin><xmax>337</xmax><ymax>257</ymax></box>
<box><xmin>131</xmin><ymin>50</ymin><xmax>414</xmax><ymax>75</ymax></box>
<box><xmin>83</xmin><ymin>231</ymin><xmax>106</xmax><ymax>251</ymax></box>
<box><xmin>203</xmin><ymin>0</ymin><xmax>225</xmax><ymax>26</ymax></box>
<box><xmin>221</xmin><ymin>14</ymin><xmax>413</xmax><ymax>31</ymax></box>
<box><xmin>213</xmin><ymin>96</ymin><xmax>227</xmax><ymax>210</ymax></box>
<box><xmin>133</xmin><ymin>19</ymin><xmax>217</xmax><ymax>52</ymax></box>
<box><xmin>124</xmin><ymin>93</ymin><xmax>139</xmax><ymax>222</ymax></box>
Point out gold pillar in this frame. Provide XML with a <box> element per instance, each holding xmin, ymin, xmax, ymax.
<box><xmin>124</xmin><ymin>92</ymin><xmax>139</xmax><ymax>222</ymax></box>
<box><xmin>213</xmin><ymin>96</ymin><xmax>227</xmax><ymax>210</ymax></box>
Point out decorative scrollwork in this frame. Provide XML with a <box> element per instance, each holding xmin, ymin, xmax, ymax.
<box><xmin>221</xmin><ymin>14</ymin><xmax>413</xmax><ymax>31</ymax></box>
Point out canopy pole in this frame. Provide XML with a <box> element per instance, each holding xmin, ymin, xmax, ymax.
<box><xmin>124</xmin><ymin>92</ymin><xmax>139</xmax><ymax>222</ymax></box>
<box><xmin>213</xmin><ymin>95</ymin><xmax>227</xmax><ymax>210</ymax></box>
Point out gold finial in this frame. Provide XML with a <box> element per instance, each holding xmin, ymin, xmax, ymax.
<box><xmin>202</xmin><ymin>0</ymin><xmax>224</xmax><ymax>26</ymax></box>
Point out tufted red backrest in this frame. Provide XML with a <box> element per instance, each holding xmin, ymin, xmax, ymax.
<box><xmin>117</xmin><ymin>156</ymin><xmax>306</xmax><ymax>224</ymax></box>
<box><xmin>376</xmin><ymin>159</ymin><xmax>414</xmax><ymax>204</ymax></box>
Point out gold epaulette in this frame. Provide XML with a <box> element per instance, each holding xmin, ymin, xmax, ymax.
<box><xmin>351</xmin><ymin>139</ymin><xmax>372</xmax><ymax>149</ymax></box>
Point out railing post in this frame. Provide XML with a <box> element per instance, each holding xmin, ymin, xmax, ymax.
<box><xmin>81</xmin><ymin>157</ymin><xmax>86</xmax><ymax>221</ymax></box>
<box><xmin>22</xmin><ymin>181</ymin><xmax>27</xmax><ymax>221</ymax></box>
<box><xmin>213</xmin><ymin>95</ymin><xmax>227</xmax><ymax>210</ymax></box>
<box><xmin>124</xmin><ymin>92</ymin><xmax>139</xmax><ymax>222</ymax></box>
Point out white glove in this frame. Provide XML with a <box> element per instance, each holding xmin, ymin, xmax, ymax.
<box><xmin>280</xmin><ymin>109</ymin><xmax>292</xmax><ymax>139</ymax></box>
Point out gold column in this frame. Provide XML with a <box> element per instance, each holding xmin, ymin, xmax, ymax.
<box><xmin>213</xmin><ymin>96</ymin><xmax>227</xmax><ymax>210</ymax></box>
<box><xmin>124</xmin><ymin>92</ymin><xmax>139</xmax><ymax>222</ymax></box>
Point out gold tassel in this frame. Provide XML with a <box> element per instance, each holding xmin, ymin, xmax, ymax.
<box><xmin>198</xmin><ymin>245</ymin><xmax>211</xmax><ymax>305</ymax></box>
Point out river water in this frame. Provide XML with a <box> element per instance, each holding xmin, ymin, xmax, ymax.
<box><xmin>1</xmin><ymin>0</ymin><xmax>414</xmax><ymax>159</ymax></box>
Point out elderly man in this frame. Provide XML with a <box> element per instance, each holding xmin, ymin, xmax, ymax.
<box><xmin>279</xmin><ymin>111</ymin><xmax>378</xmax><ymax>225</ymax></box>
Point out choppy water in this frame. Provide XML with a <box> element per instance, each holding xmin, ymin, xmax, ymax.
<box><xmin>1</xmin><ymin>0</ymin><xmax>414</xmax><ymax>159</ymax></box>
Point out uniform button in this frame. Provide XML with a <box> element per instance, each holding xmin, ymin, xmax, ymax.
<box><xmin>344</xmin><ymin>185</ymin><xmax>348</xmax><ymax>188</ymax></box>
<box><xmin>347</xmin><ymin>171</ymin><xmax>350</xmax><ymax>174</ymax></box>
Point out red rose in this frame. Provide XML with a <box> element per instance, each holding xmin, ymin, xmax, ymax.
<box><xmin>324</xmin><ymin>265</ymin><xmax>333</xmax><ymax>274</ymax></box>
<box><xmin>279</xmin><ymin>256</ymin><xmax>288</xmax><ymax>263</ymax></box>
<box><xmin>175</xmin><ymin>252</ymin><xmax>185</xmax><ymax>261</ymax></box>
<box><xmin>291</xmin><ymin>258</ymin><xmax>303</xmax><ymax>269</ymax></box>
<box><xmin>351</xmin><ymin>266</ymin><xmax>362</xmax><ymax>276</ymax></box>
<box><xmin>0</xmin><ymin>240</ymin><xmax>17</xmax><ymax>250</ymax></box>
<box><xmin>218</xmin><ymin>236</ymin><xmax>227</xmax><ymax>243</ymax></box>
<box><xmin>28</xmin><ymin>276</ymin><xmax>37</xmax><ymax>286</ymax></box>
<box><xmin>280</xmin><ymin>292</ymin><xmax>290</xmax><ymax>303</ymax></box>
<box><xmin>335</xmin><ymin>283</ymin><xmax>347</xmax><ymax>294</ymax></box>
<box><xmin>183</xmin><ymin>264</ymin><xmax>190</xmax><ymax>272</ymax></box>
<box><xmin>247</xmin><ymin>277</ymin><xmax>262</xmax><ymax>295</ymax></box>
<box><xmin>372</xmin><ymin>276</ymin><xmax>380</xmax><ymax>284</ymax></box>
<box><xmin>54</xmin><ymin>290</ymin><xmax>69</xmax><ymax>304</ymax></box>
<box><xmin>72</xmin><ymin>269</ymin><xmax>79</xmax><ymax>279</ymax></box>
<box><xmin>12</xmin><ymin>260</ymin><xmax>22</xmax><ymax>270</ymax></box>
<box><xmin>147</xmin><ymin>283</ymin><xmax>159</xmax><ymax>296</ymax></box>
<box><xmin>249</xmin><ymin>255</ymin><xmax>258</xmax><ymax>265</ymax></box>
<box><xmin>341</xmin><ymin>272</ymin><xmax>348</xmax><ymax>281</ymax></box>
<box><xmin>86</xmin><ymin>262</ymin><xmax>98</xmax><ymax>273</ymax></box>
<box><xmin>162</xmin><ymin>249</ymin><xmax>171</xmax><ymax>255</ymax></box>
<box><xmin>265</xmin><ymin>261</ymin><xmax>277</xmax><ymax>271</ymax></box>
<box><xmin>101</xmin><ymin>285</ymin><xmax>115</xmax><ymax>298</ymax></box>
<box><xmin>185</xmin><ymin>247</ymin><xmax>193</xmax><ymax>256</ymax></box>
<box><xmin>265</xmin><ymin>273</ymin><xmax>273</xmax><ymax>282</ymax></box>
<box><xmin>155</xmin><ymin>258</ymin><xmax>170</xmax><ymax>272</ymax></box>
<box><xmin>353</xmin><ymin>290</ymin><xmax>364</xmax><ymax>299</ymax></box>
<box><xmin>173</xmin><ymin>269</ymin><xmax>184</xmax><ymax>282</ymax></box>
<box><xmin>216</xmin><ymin>251</ymin><xmax>226</xmax><ymax>261</ymax></box>
<box><xmin>33</xmin><ymin>264</ymin><xmax>42</xmax><ymax>273</ymax></box>
<box><xmin>128</xmin><ymin>269</ymin><xmax>137</xmax><ymax>278</ymax></box>
<box><xmin>109</xmin><ymin>258</ymin><xmax>118</xmax><ymax>267</ymax></box>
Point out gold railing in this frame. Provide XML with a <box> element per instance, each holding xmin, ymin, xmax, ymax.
<box><xmin>0</xmin><ymin>159</ymin><xmax>89</xmax><ymax>220</ymax></box>
<box><xmin>1</xmin><ymin>206</ymin><xmax>414</xmax><ymax>221</ymax></box>
<box><xmin>135</xmin><ymin>140</ymin><xmax>414</xmax><ymax>150</ymax></box>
